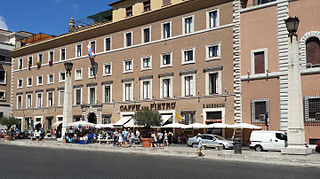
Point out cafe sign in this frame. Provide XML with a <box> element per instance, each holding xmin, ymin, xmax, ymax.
<box><xmin>120</xmin><ymin>102</ymin><xmax>176</xmax><ymax>112</ymax></box>
<box><xmin>203</xmin><ymin>103</ymin><xmax>225</xmax><ymax>109</ymax></box>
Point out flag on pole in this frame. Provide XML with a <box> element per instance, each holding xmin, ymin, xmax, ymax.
<box><xmin>176</xmin><ymin>113</ymin><xmax>182</xmax><ymax>121</ymax></box>
<box><xmin>87</xmin><ymin>42</ymin><xmax>96</xmax><ymax>58</ymax></box>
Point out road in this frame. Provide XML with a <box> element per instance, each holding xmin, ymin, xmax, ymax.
<box><xmin>0</xmin><ymin>144</ymin><xmax>319</xmax><ymax>179</ymax></box>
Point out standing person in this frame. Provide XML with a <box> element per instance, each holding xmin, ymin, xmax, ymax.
<box><xmin>113</xmin><ymin>130</ymin><xmax>119</xmax><ymax>146</ymax></box>
<box><xmin>196</xmin><ymin>133</ymin><xmax>205</xmax><ymax>157</ymax></box>
<box><xmin>164</xmin><ymin>130</ymin><xmax>169</xmax><ymax>147</ymax></box>
<box><xmin>158</xmin><ymin>130</ymin><xmax>163</xmax><ymax>148</ymax></box>
<box><xmin>35</xmin><ymin>130</ymin><xmax>40</xmax><ymax>142</ymax></box>
<box><xmin>122</xmin><ymin>129</ymin><xmax>129</xmax><ymax>148</ymax></box>
<box><xmin>118</xmin><ymin>131</ymin><xmax>123</xmax><ymax>147</ymax></box>
<box><xmin>135</xmin><ymin>130</ymin><xmax>140</xmax><ymax>140</ymax></box>
<box><xmin>130</xmin><ymin>131</ymin><xmax>135</xmax><ymax>148</ymax></box>
<box><xmin>168</xmin><ymin>131</ymin><xmax>173</xmax><ymax>145</ymax></box>
<box><xmin>151</xmin><ymin>131</ymin><xmax>158</xmax><ymax>148</ymax></box>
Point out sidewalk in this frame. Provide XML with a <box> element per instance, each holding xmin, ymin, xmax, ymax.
<box><xmin>1</xmin><ymin>139</ymin><xmax>319</xmax><ymax>168</ymax></box>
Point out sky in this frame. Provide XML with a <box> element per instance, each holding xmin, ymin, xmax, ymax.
<box><xmin>0</xmin><ymin>0</ymin><xmax>115</xmax><ymax>35</ymax></box>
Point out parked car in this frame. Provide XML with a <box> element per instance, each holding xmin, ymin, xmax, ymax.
<box><xmin>187</xmin><ymin>134</ymin><xmax>234</xmax><ymax>149</ymax></box>
<box><xmin>249</xmin><ymin>131</ymin><xmax>287</xmax><ymax>152</ymax></box>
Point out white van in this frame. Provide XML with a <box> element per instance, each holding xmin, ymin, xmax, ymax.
<box><xmin>249</xmin><ymin>131</ymin><xmax>287</xmax><ymax>151</ymax></box>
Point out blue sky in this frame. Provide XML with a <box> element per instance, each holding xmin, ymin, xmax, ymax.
<box><xmin>0</xmin><ymin>0</ymin><xmax>115</xmax><ymax>35</ymax></box>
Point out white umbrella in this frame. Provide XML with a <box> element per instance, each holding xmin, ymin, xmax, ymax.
<box><xmin>95</xmin><ymin>124</ymin><xmax>114</xmax><ymax>129</ymax></box>
<box><xmin>52</xmin><ymin>121</ymin><xmax>62</xmax><ymax>127</ymax></box>
<box><xmin>207</xmin><ymin>123</ymin><xmax>232</xmax><ymax>129</ymax></box>
<box><xmin>66</xmin><ymin>121</ymin><xmax>95</xmax><ymax>128</ymax></box>
<box><xmin>161</xmin><ymin>123</ymin><xmax>186</xmax><ymax>128</ymax></box>
<box><xmin>182</xmin><ymin>123</ymin><xmax>208</xmax><ymax>129</ymax></box>
<box><xmin>228</xmin><ymin>123</ymin><xmax>261</xmax><ymax>129</ymax></box>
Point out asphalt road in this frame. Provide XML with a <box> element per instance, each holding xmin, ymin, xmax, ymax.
<box><xmin>0</xmin><ymin>144</ymin><xmax>319</xmax><ymax>179</ymax></box>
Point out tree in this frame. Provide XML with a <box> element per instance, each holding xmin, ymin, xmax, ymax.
<box><xmin>133</xmin><ymin>109</ymin><xmax>162</xmax><ymax>137</ymax></box>
<box><xmin>0</xmin><ymin>116</ymin><xmax>20</xmax><ymax>130</ymax></box>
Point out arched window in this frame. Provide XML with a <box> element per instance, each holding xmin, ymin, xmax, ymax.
<box><xmin>306</xmin><ymin>37</ymin><xmax>320</xmax><ymax>68</ymax></box>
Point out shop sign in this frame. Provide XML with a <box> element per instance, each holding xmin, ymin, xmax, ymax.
<box><xmin>203</xmin><ymin>103</ymin><xmax>225</xmax><ymax>109</ymax></box>
<box><xmin>120</xmin><ymin>102</ymin><xmax>176</xmax><ymax>112</ymax></box>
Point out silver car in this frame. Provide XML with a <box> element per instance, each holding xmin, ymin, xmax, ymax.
<box><xmin>187</xmin><ymin>134</ymin><xmax>234</xmax><ymax>149</ymax></box>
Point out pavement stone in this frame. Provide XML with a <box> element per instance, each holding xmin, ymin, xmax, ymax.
<box><xmin>1</xmin><ymin>139</ymin><xmax>319</xmax><ymax>168</ymax></box>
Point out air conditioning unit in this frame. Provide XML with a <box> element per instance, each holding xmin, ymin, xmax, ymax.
<box><xmin>259</xmin><ymin>114</ymin><xmax>266</xmax><ymax>121</ymax></box>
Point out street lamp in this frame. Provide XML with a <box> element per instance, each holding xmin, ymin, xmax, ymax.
<box><xmin>281</xmin><ymin>17</ymin><xmax>312</xmax><ymax>155</ymax></box>
<box><xmin>61</xmin><ymin>62</ymin><xmax>73</xmax><ymax>142</ymax></box>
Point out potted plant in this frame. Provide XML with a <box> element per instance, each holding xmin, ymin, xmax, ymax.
<box><xmin>49</xmin><ymin>60</ymin><xmax>53</xmax><ymax>66</ymax></box>
<box><xmin>132</xmin><ymin>109</ymin><xmax>162</xmax><ymax>147</ymax></box>
<box><xmin>28</xmin><ymin>62</ymin><xmax>32</xmax><ymax>70</ymax></box>
<box><xmin>37</xmin><ymin>61</ymin><xmax>41</xmax><ymax>69</ymax></box>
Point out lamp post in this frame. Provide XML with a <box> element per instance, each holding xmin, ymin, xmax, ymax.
<box><xmin>61</xmin><ymin>62</ymin><xmax>73</xmax><ymax>142</ymax></box>
<box><xmin>281</xmin><ymin>17</ymin><xmax>312</xmax><ymax>155</ymax></box>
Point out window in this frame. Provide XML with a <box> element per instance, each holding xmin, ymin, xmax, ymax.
<box><xmin>104</xmin><ymin>85</ymin><xmax>111</xmax><ymax>103</ymax></box>
<box><xmin>124</xmin><ymin>82</ymin><xmax>133</xmax><ymax>101</ymax></box>
<box><xmin>181</xmin><ymin>111</ymin><xmax>195</xmax><ymax>125</ymax></box>
<box><xmin>161</xmin><ymin>53</ymin><xmax>172</xmax><ymax>67</ymax></box>
<box><xmin>163</xmin><ymin>0</ymin><xmax>171</xmax><ymax>6</ymax></box>
<box><xmin>142</xmin><ymin>27</ymin><xmax>151</xmax><ymax>43</ymax></box>
<box><xmin>304</xmin><ymin>96</ymin><xmax>320</xmax><ymax>123</ymax></box>
<box><xmin>0</xmin><ymin>70</ymin><xmax>5</xmax><ymax>84</ymax></box>
<box><xmin>18</xmin><ymin>58</ymin><xmax>23</xmax><ymax>69</ymax></box>
<box><xmin>90</xmin><ymin>41</ymin><xmax>96</xmax><ymax>53</ymax></box>
<box><xmin>141</xmin><ymin>56</ymin><xmax>152</xmax><ymax>70</ymax></box>
<box><xmin>28</xmin><ymin>56</ymin><xmax>33</xmax><ymax>66</ymax></box>
<box><xmin>124</xmin><ymin>60</ymin><xmax>133</xmax><ymax>73</ymax></box>
<box><xmin>26</xmin><ymin>94</ymin><xmax>32</xmax><ymax>108</ymax></box>
<box><xmin>49</xmin><ymin>51</ymin><xmax>54</xmax><ymax>62</ymax></box>
<box><xmin>251</xmin><ymin>49</ymin><xmax>268</xmax><ymax>74</ymax></box>
<box><xmin>182</xmin><ymin>48</ymin><xmax>195</xmax><ymax>64</ymax></box>
<box><xmin>256</xmin><ymin>0</ymin><xmax>275</xmax><ymax>5</ymax></box>
<box><xmin>0</xmin><ymin>91</ymin><xmax>5</xmax><ymax>101</ymax></box>
<box><xmin>47</xmin><ymin>91</ymin><xmax>53</xmax><ymax>107</ymax></box>
<box><xmin>141</xmin><ymin>80</ymin><xmax>151</xmax><ymax>100</ymax></box>
<box><xmin>17</xmin><ymin>95</ymin><xmax>22</xmax><ymax>109</ymax></box>
<box><xmin>205</xmin><ymin>70</ymin><xmax>221</xmax><ymax>95</ymax></box>
<box><xmin>306</xmin><ymin>37</ymin><xmax>320</xmax><ymax>68</ymax></box>
<box><xmin>59</xmin><ymin>90</ymin><xmax>64</xmax><ymax>106</ymax></box>
<box><xmin>184</xmin><ymin>76</ymin><xmax>194</xmax><ymax>96</ymax></box>
<box><xmin>183</xmin><ymin>16</ymin><xmax>193</xmax><ymax>34</ymax></box>
<box><xmin>104</xmin><ymin>63</ymin><xmax>112</xmax><ymax>76</ymax></box>
<box><xmin>125</xmin><ymin>32</ymin><xmax>132</xmax><ymax>47</ymax></box>
<box><xmin>75</xmin><ymin>88</ymin><xmax>82</xmax><ymax>105</ymax></box>
<box><xmin>76</xmin><ymin>44</ymin><xmax>82</xmax><ymax>57</ymax></box>
<box><xmin>143</xmin><ymin>1</ymin><xmax>151</xmax><ymax>11</ymax></box>
<box><xmin>89</xmin><ymin>87</ymin><xmax>96</xmax><ymax>104</ymax></box>
<box><xmin>60</xmin><ymin>48</ymin><xmax>66</xmax><ymax>61</ymax></box>
<box><xmin>17</xmin><ymin>79</ymin><xmax>23</xmax><ymax>88</ymax></box>
<box><xmin>162</xmin><ymin>22</ymin><xmax>171</xmax><ymax>39</ymax></box>
<box><xmin>207</xmin><ymin>43</ymin><xmax>220</xmax><ymax>60</ymax></box>
<box><xmin>207</xmin><ymin>10</ymin><xmax>218</xmax><ymax>29</ymax></box>
<box><xmin>37</xmin><ymin>93</ymin><xmax>43</xmax><ymax>108</ymax></box>
<box><xmin>206</xmin><ymin>111</ymin><xmax>222</xmax><ymax>124</ymax></box>
<box><xmin>75</xmin><ymin>68</ymin><xmax>82</xmax><ymax>80</ymax></box>
<box><xmin>59</xmin><ymin>72</ymin><xmax>66</xmax><ymax>82</ymax></box>
<box><xmin>37</xmin><ymin>75</ymin><xmax>43</xmax><ymax>86</ymax></box>
<box><xmin>251</xmin><ymin>99</ymin><xmax>269</xmax><ymax>123</ymax></box>
<box><xmin>27</xmin><ymin>76</ymin><xmax>33</xmax><ymax>87</ymax></box>
<box><xmin>89</xmin><ymin>66</ymin><xmax>97</xmax><ymax>78</ymax></box>
<box><xmin>126</xmin><ymin>6</ymin><xmax>133</xmax><ymax>17</ymax></box>
<box><xmin>102</xmin><ymin>115</ymin><xmax>111</xmax><ymax>124</ymax></box>
<box><xmin>38</xmin><ymin>54</ymin><xmax>43</xmax><ymax>64</ymax></box>
<box><xmin>48</xmin><ymin>74</ymin><xmax>54</xmax><ymax>84</ymax></box>
<box><xmin>161</xmin><ymin>78</ymin><xmax>172</xmax><ymax>98</ymax></box>
<box><xmin>105</xmin><ymin>37</ymin><xmax>111</xmax><ymax>51</ymax></box>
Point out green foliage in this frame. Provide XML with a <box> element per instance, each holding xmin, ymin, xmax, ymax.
<box><xmin>133</xmin><ymin>109</ymin><xmax>162</xmax><ymax>129</ymax></box>
<box><xmin>0</xmin><ymin>116</ymin><xmax>20</xmax><ymax>129</ymax></box>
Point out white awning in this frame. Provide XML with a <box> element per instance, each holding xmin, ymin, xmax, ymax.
<box><xmin>124</xmin><ymin>118</ymin><xmax>142</xmax><ymax>128</ymax></box>
<box><xmin>161</xmin><ymin>123</ymin><xmax>186</xmax><ymax>128</ymax></box>
<box><xmin>52</xmin><ymin>121</ymin><xmax>63</xmax><ymax>127</ymax></box>
<box><xmin>161</xmin><ymin>115</ymin><xmax>172</xmax><ymax>125</ymax></box>
<box><xmin>113</xmin><ymin>116</ymin><xmax>132</xmax><ymax>126</ymax></box>
<box><xmin>228</xmin><ymin>123</ymin><xmax>261</xmax><ymax>129</ymax></box>
<box><xmin>95</xmin><ymin>124</ymin><xmax>114</xmax><ymax>129</ymax></box>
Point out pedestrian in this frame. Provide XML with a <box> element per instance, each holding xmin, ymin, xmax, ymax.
<box><xmin>168</xmin><ymin>131</ymin><xmax>173</xmax><ymax>145</ymax></box>
<box><xmin>196</xmin><ymin>133</ymin><xmax>204</xmax><ymax>157</ymax></box>
<box><xmin>151</xmin><ymin>131</ymin><xmax>158</xmax><ymax>148</ymax></box>
<box><xmin>35</xmin><ymin>130</ymin><xmax>40</xmax><ymax>142</ymax></box>
<box><xmin>158</xmin><ymin>130</ymin><xmax>163</xmax><ymax>148</ymax></box>
<box><xmin>135</xmin><ymin>130</ymin><xmax>140</xmax><ymax>140</ymax></box>
<box><xmin>164</xmin><ymin>130</ymin><xmax>169</xmax><ymax>147</ymax></box>
<box><xmin>130</xmin><ymin>131</ymin><xmax>135</xmax><ymax>148</ymax></box>
<box><xmin>118</xmin><ymin>131</ymin><xmax>123</xmax><ymax>147</ymax></box>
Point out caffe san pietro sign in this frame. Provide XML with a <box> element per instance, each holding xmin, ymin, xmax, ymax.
<box><xmin>120</xmin><ymin>102</ymin><xmax>176</xmax><ymax>112</ymax></box>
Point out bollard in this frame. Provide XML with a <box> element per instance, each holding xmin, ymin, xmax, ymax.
<box><xmin>234</xmin><ymin>138</ymin><xmax>242</xmax><ymax>154</ymax></box>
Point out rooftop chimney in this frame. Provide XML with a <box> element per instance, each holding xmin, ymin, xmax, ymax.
<box><xmin>69</xmin><ymin>17</ymin><xmax>75</xmax><ymax>32</ymax></box>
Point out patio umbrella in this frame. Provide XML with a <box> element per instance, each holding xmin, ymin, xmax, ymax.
<box><xmin>228</xmin><ymin>123</ymin><xmax>261</xmax><ymax>129</ymax></box>
<box><xmin>181</xmin><ymin>123</ymin><xmax>208</xmax><ymax>129</ymax></box>
<box><xmin>207</xmin><ymin>123</ymin><xmax>232</xmax><ymax>129</ymax></box>
<box><xmin>95</xmin><ymin>124</ymin><xmax>114</xmax><ymax>129</ymax></box>
<box><xmin>52</xmin><ymin>121</ymin><xmax>62</xmax><ymax>127</ymax></box>
<box><xmin>161</xmin><ymin>123</ymin><xmax>186</xmax><ymax>128</ymax></box>
<box><xmin>66</xmin><ymin>121</ymin><xmax>95</xmax><ymax>128</ymax></box>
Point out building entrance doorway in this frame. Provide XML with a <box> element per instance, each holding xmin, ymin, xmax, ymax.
<box><xmin>88</xmin><ymin>113</ymin><xmax>97</xmax><ymax>124</ymax></box>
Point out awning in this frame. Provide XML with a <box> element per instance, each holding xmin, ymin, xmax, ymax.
<box><xmin>52</xmin><ymin>121</ymin><xmax>62</xmax><ymax>127</ymax></box>
<box><xmin>95</xmin><ymin>124</ymin><xmax>114</xmax><ymax>129</ymax></box>
<box><xmin>161</xmin><ymin>115</ymin><xmax>172</xmax><ymax>125</ymax></box>
<box><xmin>66</xmin><ymin>121</ymin><xmax>95</xmax><ymax>128</ymax></box>
<box><xmin>113</xmin><ymin>116</ymin><xmax>132</xmax><ymax>126</ymax></box>
<box><xmin>206</xmin><ymin>123</ymin><xmax>232</xmax><ymax>129</ymax></box>
<box><xmin>161</xmin><ymin>123</ymin><xmax>186</xmax><ymax>128</ymax></box>
<box><xmin>34</xmin><ymin>122</ymin><xmax>41</xmax><ymax>126</ymax></box>
<box><xmin>228</xmin><ymin>123</ymin><xmax>261</xmax><ymax>129</ymax></box>
<box><xmin>182</xmin><ymin>123</ymin><xmax>208</xmax><ymax>129</ymax></box>
<box><xmin>124</xmin><ymin>118</ymin><xmax>142</xmax><ymax>128</ymax></box>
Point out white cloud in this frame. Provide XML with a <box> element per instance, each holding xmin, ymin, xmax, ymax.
<box><xmin>0</xmin><ymin>16</ymin><xmax>8</xmax><ymax>30</ymax></box>
<box><xmin>72</xmin><ymin>3</ymin><xmax>79</xmax><ymax>10</ymax></box>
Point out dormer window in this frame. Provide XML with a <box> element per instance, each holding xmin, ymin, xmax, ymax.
<box><xmin>126</xmin><ymin>6</ymin><xmax>133</xmax><ymax>17</ymax></box>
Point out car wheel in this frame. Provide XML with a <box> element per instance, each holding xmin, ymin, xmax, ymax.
<box><xmin>192</xmin><ymin>143</ymin><xmax>197</xmax><ymax>148</ymax></box>
<box><xmin>255</xmin><ymin>145</ymin><xmax>263</xmax><ymax>152</ymax></box>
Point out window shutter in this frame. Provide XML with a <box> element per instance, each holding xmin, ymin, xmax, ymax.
<box><xmin>306</xmin><ymin>37</ymin><xmax>320</xmax><ymax>67</ymax></box>
<box><xmin>254</xmin><ymin>51</ymin><xmax>265</xmax><ymax>74</ymax></box>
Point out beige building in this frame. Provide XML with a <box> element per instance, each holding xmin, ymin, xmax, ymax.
<box><xmin>10</xmin><ymin>0</ymin><xmax>238</xmax><ymax>138</ymax></box>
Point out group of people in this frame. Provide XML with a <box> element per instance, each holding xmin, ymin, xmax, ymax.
<box><xmin>113</xmin><ymin>128</ymin><xmax>140</xmax><ymax>148</ymax></box>
<box><xmin>151</xmin><ymin>130</ymin><xmax>173</xmax><ymax>148</ymax></box>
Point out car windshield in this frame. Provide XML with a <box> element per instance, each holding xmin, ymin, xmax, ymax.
<box><xmin>214</xmin><ymin>135</ymin><xmax>225</xmax><ymax>140</ymax></box>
